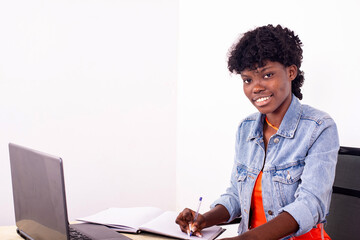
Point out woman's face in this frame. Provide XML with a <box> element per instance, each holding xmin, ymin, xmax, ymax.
<box><xmin>240</xmin><ymin>61</ymin><xmax>297</xmax><ymax>118</ymax></box>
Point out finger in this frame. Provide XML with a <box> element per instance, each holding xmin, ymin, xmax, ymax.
<box><xmin>183</xmin><ymin>224</ymin><xmax>190</xmax><ymax>234</ymax></box>
<box><xmin>176</xmin><ymin>220</ymin><xmax>190</xmax><ymax>233</ymax></box>
<box><xmin>178</xmin><ymin>222</ymin><xmax>189</xmax><ymax>233</ymax></box>
<box><xmin>195</xmin><ymin>231</ymin><xmax>203</xmax><ymax>238</ymax></box>
<box><xmin>190</xmin><ymin>225</ymin><xmax>202</xmax><ymax>238</ymax></box>
<box><xmin>175</xmin><ymin>214</ymin><xmax>191</xmax><ymax>234</ymax></box>
<box><xmin>191</xmin><ymin>216</ymin><xmax>204</xmax><ymax>232</ymax></box>
<box><xmin>188</xmin><ymin>223</ymin><xmax>193</xmax><ymax>236</ymax></box>
<box><xmin>190</xmin><ymin>225</ymin><xmax>202</xmax><ymax>237</ymax></box>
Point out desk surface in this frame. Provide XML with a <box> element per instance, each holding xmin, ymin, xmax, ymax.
<box><xmin>0</xmin><ymin>224</ymin><xmax>238</xmax><ymax>240</ymax></box>
<box><xmin>0</xmin><ymin>225</ymin><xmax>170</xmax><ymax>240</ymax></box>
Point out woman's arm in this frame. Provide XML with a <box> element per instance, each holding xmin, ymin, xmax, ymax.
<box><xmin>220</xmin><ymin>211</ymin><xmax>298</xmax><ymax>240</ymax></box>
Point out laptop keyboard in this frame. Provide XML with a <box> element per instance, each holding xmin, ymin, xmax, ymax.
<box><xmin>69</xmin><ymin>227</ymin><xmax>93</xmax><ymax>240</ymax></box>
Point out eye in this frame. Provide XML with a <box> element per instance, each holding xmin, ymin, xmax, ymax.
<box><xmin>264</xmin><ymin>73</ymin><xmax>273</xmax><ymax>79</ymax></box>
<box><xmin>243</xmin><ymin>78</ymin><xmax>252</xmax><ymax>84</ymax></box>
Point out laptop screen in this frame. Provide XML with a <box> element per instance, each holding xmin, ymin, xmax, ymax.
<box><xmin>9</xmin><ymin>143</ymin><xmax>69</xmax><ymax>240</ymax></box>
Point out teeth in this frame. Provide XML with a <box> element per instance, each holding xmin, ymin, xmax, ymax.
<box><xmin>256</xmin><ymin>96</ymin><xmax>270</xmax><ymax>102</ymax></box>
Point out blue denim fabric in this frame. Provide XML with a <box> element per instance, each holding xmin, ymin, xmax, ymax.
<box><xmin>211</xmin><ymin>95</ymin><xmax>339</xmax><ymax>239</ymax></box>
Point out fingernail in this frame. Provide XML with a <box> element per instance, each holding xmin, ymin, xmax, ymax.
<box><xmin>196</xmin><ymin>232</ymin><xmax>203</xmax><ymax>238</ymax></box>
<box><xmin>189</xmin><ymin>223</ymin><xmax>193</xmax><ymax>231</ymax></box>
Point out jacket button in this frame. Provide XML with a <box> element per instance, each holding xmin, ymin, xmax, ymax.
<box><xmin>274</xmin><ymin>138</ymin><xmax>279</xmax><ymax>143</ymax></box>
<box><xmin>268</xmin><ymin>210</ymin><xmax>274</xmax><ymax>215</ymax></box>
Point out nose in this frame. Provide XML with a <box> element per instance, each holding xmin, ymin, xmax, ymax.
<box><xmin>253</xmin><ymin>81</ymin><xmax>265</xmax><ymax>94</ymax></box>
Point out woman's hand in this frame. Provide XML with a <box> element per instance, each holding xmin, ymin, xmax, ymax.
<box><xmin>175</xmin><ymin>208</ymin><xmax>207</xmax><ymax>237</ymax></box>
<box><xmin>176</xmin><ymin>204</ymin><xmax>231</xmax><ymax>238</ymax></box>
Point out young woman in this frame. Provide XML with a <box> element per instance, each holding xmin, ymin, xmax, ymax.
<box><xmin>176</xmin><ymin>25</ymin><xmax>339</xmax><ymax>240</ymax></box>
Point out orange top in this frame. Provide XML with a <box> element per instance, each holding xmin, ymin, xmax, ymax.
<box><xmin>250</xmin><ymin>171</ymin><xmax>331</xmax><ymax>239</ymax></box>
<box><xmin>250</xmin><ymin>171</ymin><xmax>266</xmax><ymax>228</ymax></box>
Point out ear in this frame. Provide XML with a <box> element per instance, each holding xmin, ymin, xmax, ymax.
<box><xmin>287</xmin><ymin>65</ymin><xmax>298</xmax><ymax>81</ymax></box>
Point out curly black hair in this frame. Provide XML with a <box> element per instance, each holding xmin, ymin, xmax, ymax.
<box><xmin>228</xmin><ymin>24</ymin><xmax>305</xmax><ymax>100</ymax></box>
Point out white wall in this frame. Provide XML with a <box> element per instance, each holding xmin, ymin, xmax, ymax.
<box><xmin>0</xmin><ymin>0</ymin><xmax>178</xmax><ymax>225</ymax></box>
<box><xmin>177</xmin><ymin>0</ymin><xmax>360</xmax><ymax>213</ymax></box>
<box><xmin>1</xmin><ymin>0</ymin><xmax>359</xmax><ymax>228</ymax></box>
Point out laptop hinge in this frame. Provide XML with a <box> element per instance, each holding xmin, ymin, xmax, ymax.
<box><xmin>17</xmin><ymin>228</ymin><xmax>35</xmax><ymax>240</ymax></box>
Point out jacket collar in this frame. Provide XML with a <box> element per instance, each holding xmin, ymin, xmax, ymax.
<box><xmin>248</xmin><ymin>95</ymin><xmax>302</xmax><ymax>140</ymax></box>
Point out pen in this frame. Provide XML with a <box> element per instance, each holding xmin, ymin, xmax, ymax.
<box><xmin>189</xmin><ymin>197</ymin><xmax>202</xmax><ymax>237</ymax></box>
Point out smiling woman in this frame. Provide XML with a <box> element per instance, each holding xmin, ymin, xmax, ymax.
<box><xmin>176</xmin><ymin>24</ymin><xmax>339</xmax><ymax>240</ymax></box>
<box><xmin>228</xmin><ymin>25</ymin><xmax>304</xmax><ymax>100</ymax></box>
<box><xmin>240</xmin><ymin>61</ymin><xmax>296</xmax><ymax>127</ymax></box>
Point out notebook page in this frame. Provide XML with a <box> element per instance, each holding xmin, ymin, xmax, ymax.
<box><xmin>78</xmin><ymin>207</ymin><xmax>164</xmax><ymax>232</ymax></box>
<box><xmin>139</xmin><ymin>211</ymin><xmax>225</xmax><ymax>240</ymax></box>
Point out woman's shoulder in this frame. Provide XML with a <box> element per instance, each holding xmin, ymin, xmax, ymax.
<box><xmin>239</xmin><ymin>112</ymin><xmax>260</xmax><ymax>125</ymax></box>
<box><xmin>236</xmin><ymin>112</ymin><xmax>262</xmax><ymax>136</ymax></box>
<box><xmin>300</xmin><ymin>104</ymin><xmax>336</xmax><ymax>126</ymax></box>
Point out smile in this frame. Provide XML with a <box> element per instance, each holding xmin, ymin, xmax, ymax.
<box><xmin>255</xmin><ymin>96</ymin><xmax>271</xmax><ymax>103</ymax></box>
<box><xmin>254</xmin><ymin>95</ymin><xmax>272</xmax><ymax>106</ymax></box>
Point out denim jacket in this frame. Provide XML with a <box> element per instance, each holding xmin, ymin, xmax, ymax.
<box><xmin>211</xmin><ymin>95</ymin><xmax>339</xmax><ymax>239</ymax></box>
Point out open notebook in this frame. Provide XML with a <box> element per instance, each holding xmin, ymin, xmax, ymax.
<box><xmin>78</xmin><ymin>207</ymin><xmax>225</xmax><ymax>240</ymax></box>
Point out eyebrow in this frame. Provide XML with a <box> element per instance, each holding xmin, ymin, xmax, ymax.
<box><xmin>257</xmin><ymin>66</ymin><xmax>274</xmax><ymax>73</ymax></box>
<box><xmin>241</xmin><ymin>66</ymin><xmax>274</xmax><ymax>76</ymax></box>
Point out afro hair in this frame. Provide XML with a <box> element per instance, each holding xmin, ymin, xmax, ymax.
<box><xmin>228</xmin><ymin>24</ymin><xmax>305</xmax><ymax>100</ymax></box>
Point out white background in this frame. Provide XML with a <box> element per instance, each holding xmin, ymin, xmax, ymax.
<box><xmin>0</xmin><ymin>0</ymin><xmax>178</xmax><ymax>225</ymax></box>
<box><xmin>1</xmin><ymin>0</ymin><xmax>359</xmax><ymax>226</ymax></box>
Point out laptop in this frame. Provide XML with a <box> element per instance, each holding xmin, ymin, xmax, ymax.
<box><xmin>9</xmin><ymin>143</ymin><xmax>131</xmax><ymax>240</ymax></box>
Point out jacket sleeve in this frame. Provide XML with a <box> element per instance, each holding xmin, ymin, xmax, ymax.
<box><xmin>279</xmin><ymin>116</ymin><xmax>339</xmax><ymax>236</ymax></box>
<box><xmin>210</xmin><ymin>125</ymin><xmax>242</xmax><ymax>223</ymax></box>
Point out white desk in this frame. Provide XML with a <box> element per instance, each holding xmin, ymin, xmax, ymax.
<box><xmin>0</xmin><ymin>224</ymin><xmax>238</xmax><ymax>240</ymax></box>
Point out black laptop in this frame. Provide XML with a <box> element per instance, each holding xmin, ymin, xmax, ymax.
<box><xmin>9</xmin><ymin>143</ymin><xmax>131</xmax><ymax>240</ymax></box>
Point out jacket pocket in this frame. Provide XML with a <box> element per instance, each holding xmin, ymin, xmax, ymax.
<box><xmin>236</xmin><ymin>165</ymin><xmax>248</xmax><ymax>181</ymax></box>
<box><xmin>272</xmin><ymin>162</ymin><xmax>304</xmax><ymax>207</ymax></box>
<box><xmin>236</xmin><ymin>166</ymin><xmax>248</xmax><ymax>202</ymax></box>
